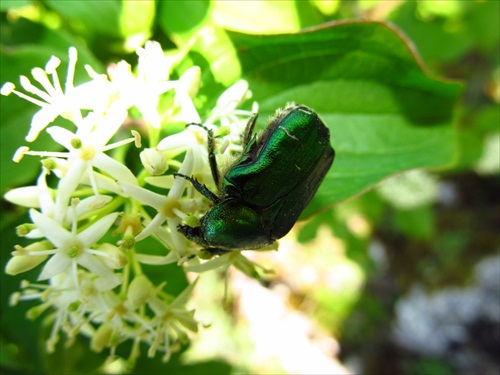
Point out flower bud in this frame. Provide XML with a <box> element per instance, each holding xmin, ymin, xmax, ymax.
<box><xmin>97</xmin><ymin>243</ymin><xmax>127</xmax><ymax>269</ymax></box>
<box><xmin>5</xmin><ymin>253</ymin><xmax>48</xmax><ymax>275</ymax></box>
<box><xmin>128</xmin><ymin>275</ymin><xmax>152</xmax><ymax>308</ymax></box>
<box><xmin>4</xmin><ymin>187</ymin><xmax>40</xmax><ymax>208</ymax></box>
<box><xmin>140</xmin><ymin>148</ymin><xmax>168</xmax><ymax>175</ymax></box>
<box><xmin>91</xmin><ymin>323</ymin><xmax>113</xmax><ymax>353</ymax></box>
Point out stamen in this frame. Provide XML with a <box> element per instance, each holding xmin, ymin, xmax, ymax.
<box><xmin>45</xmin><ymin>56</ymin><xmax>61</xmax><ymax>74</ymax></box>
<box><xmin>101</xmin><ymin>137</ymin><xmax>136</xmax><ymax>152</ymax></box>
<box><xmin>31</xmin><ymin>68</ymin><xmax>58</xmax><ymax>98</ymax></box>
<box><xmin>16</xmin><ymin>149</ymin><xmax>70</xmax><ymax>160</ymax></box>
<box><xmin>87</xmin><ymin>165</ymin><xmax>100</xmax><ymax>197</ymax></box>
<box><xmin>19</xmin><ymin>75</ymin><xmax>52</xmax><ymax>104</ymax></box>
<box><xmin>1</xmin><ymin>82</ymin><xmax>15</xmax><ymax>95</ymax></box>
<box><xmin>66</xmin><ymin>47</ymin><xmax>77</xmax><ymax>92</ymax></box>
<box><xmin>7</xmin><ymin>88</ymin><xmax>47</xmax><ymax>107</ymax></box>
<box><xmin>131</xmin><ymin>130</ymin><xmax>142</xmax><ymax>148</ymax></box>
<box><xmin>171</xmin><ymin>208</ymin><xmax>187</xmax><ymax>219</ymax></box>
<box><xmin>13</xmin><ymin>146</ymin><xmax>29</xmax><ymax>162</ymax></box>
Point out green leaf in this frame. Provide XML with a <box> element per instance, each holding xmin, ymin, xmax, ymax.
<box><xmin>46</xmin><ymin>0</ymin><xmax>122</xmax><ymax>37</ymax></box>
<box><xmin>0</xmin><ymin>0</ymin><xmax>30</xmax><ymax>11</ymax></box>
<box><xmin>44</xmin><ymin>0</ymin><xmax>154</xmax><ymax>52</ymax></box>
<box><xmin>158</xmin><ymin>2</ymin><xmax>240</xmax><ymax>87</ymax></box>
<box><xmin>389</xmin><ymin>1</ymin><xmax>500</xmax><ymax>67</ymax></box>
<box><xmin>119</xmin><ymin>0</ymin><xmax>155</xmax><ymax>42</ymax></box>
<box><xmin>219</xmin><ymin>21</ymin><xmax>462</xmax><ymax>217</ymax></box>
<box><xmin>158</xmin><ymin>1</ymin><xmax>211</xmax><ymax>37</ymax></box>
<box><xmin>211</xmin><ymin>0</ymin><xmax>313</xmax><ymax>34</ymax></box>
<box><xmin>393</xmin><ymin>205</ymin><xmax>436</xmax><ymax>240</ymax></box>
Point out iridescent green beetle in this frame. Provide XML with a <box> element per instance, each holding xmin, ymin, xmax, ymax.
<box><xmin>175</xmin><ymin>104</ymin><xmax>334</xmax><ymax>254</ymax></box>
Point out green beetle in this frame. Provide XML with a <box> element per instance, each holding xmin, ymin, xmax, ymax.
<box><xmin>175</xmin><ymin>104</ymin><xmax>334</xmax><ymax>253</ymax></box>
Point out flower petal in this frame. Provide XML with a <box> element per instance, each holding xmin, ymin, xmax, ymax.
<box><xmin>77</xmin><ymin>212</ymin><xmax>118</xmax><ymax>246</ymax></box>
<box><xmin>78</xmin><ymin>252</ymin><xmax>117</xmax><ymax>280</ymax></box>
<box><xmin>81</xmin><ymin>171</ymin><xmax>123</xmax><ymax>196</ymax></box>
<box><xmin>54</xmin><ymin>158</ymin><xmax>87</xmax><ymax>221</ymax></box>
<box><xmin>118</xmin><ymin>181</ymin><xmax>166</xmax><ymax>209</ymax></box>
<box><xmin>93</xmin><ymin>104</ymin><xmax>128</xmax><ymax>146</ymax></box>
<box><xmin>46</xmin><ymin>126</ymin><xmax>76</xmax><ymax>150</ymax></box>
<box><xmin>4</xmin><ymin>186</ymin><xmax>40</xmax><ymax>208</ymax></box>
<box><xmin>26</xmin><ymin>106</ymin><xmax>60</xmax><ymax>142</ymax></box>
<box><xmin>94</xmin><ymin>153</ymin><xmax>137</xmax><ymax>184</ymax></box>
<box><xmin>157</xmin><ymin>130</ymin><xmax>190</xmax><ymax>151</ymax></box>
<box><xmin>29</xmin><ymin>209</ymin><xmax>72</xmax><ymax>247</ymax></box>
<box><xmin>38</xmin><ymin>252</ymin><xmax>71</xmax><ymax>280</ymax></box>
<box><xmin>135</xmin><ymin>212</ymin><xmax>167</xmax><ymax>241</ymax></box>
<box><xmin>74</xmin><ymin>195</ymin><xmax>112</xmax><ymax>217</ymax></box>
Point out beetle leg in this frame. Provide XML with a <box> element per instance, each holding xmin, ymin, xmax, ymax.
<box><xmin>173</xmin><ymin>172</ymin><xmax>221</xmax><ymax>203</ymax></box>
<box><xmin>186</xmin><ymin>123</ymin><xmax>220</xmax><ymax>189</ymax></box>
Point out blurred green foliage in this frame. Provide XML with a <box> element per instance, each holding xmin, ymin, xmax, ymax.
<box><xmin>1</xmin><ymin>1</ymin><xmax>498</xmax><ymax>374</ymax></box>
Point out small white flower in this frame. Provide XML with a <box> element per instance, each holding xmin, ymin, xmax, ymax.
<box><xmin>198</xmin><ymin>80</ymin><xmax>255</xmax><ymax>159</ymax></box>
<box><xmin>15</xmin><ymin>271</ymin><xmax>121</xmax><ymax>352</ymax></box>
<box><xmin>107</xmin><ymin>41</ymin><xmax>177</xmax><ymax>128</ymax></box>
<box><xmin>4</xmin><ymin>169</ymin><xmax>112</xmax><ymax>236</ymax></box>
<box><xmin>19</xmin><ymin>104</ymin><xmax>137</xmax><ymax>220</ymax></box>
<box><xmin>0</xmin><ymin>47</ymin><xmax>102</xmax><ymax>142</ymax></box>
<box><xmin>28</xmin><ymin>208</ymin><xmax>120</xmax><ymax>287</ymax></box>
<box><xmin>157</xmin><ymin>127</ymin><xmax>209</xmax><ymax>179</ymax></box>
<box><xmin>118</xmin><ymin>150</ymin><xmax>196</xmax><ymax>256</ymax></box>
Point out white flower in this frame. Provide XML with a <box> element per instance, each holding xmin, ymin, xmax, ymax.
<box><xmin>157</xmin><ymin>127</ymin><xmax>210</xmax><ymax>179</ymax></box>
<box><xmin>107</xmin><ymin>41</ymin><xmax>179</xmax><ymax>128</ymax></box>
<box><xmin>139</xmin><ymin>279</ymin><xmax>199</xmax><ymax>361</ymax></box>
<box><xmin>14</xmin><ymin>271</ymin><xmax>122</xmax><ymax>352</ymax></box>
<box><xmin>27</xmin><ymin>208</ymin><xmax>120</xmax><ymax>287</ymax></box>
<box><xmin>4</xmin><ymin>169</ymin><xmax>112</xmax><ymax>237</ymax></box>
<box><xmin>118</xmin><ymin>149</ymin><xmax>196</xmax><ymax>256</ymax></box>
<box><xmin>155</xmin><ymin>80</ymin><xmax>254</xmax><ymax>181</ymax></box>
<box><xmin>204</xmin><ymin>80</ymin><xmax>255</xmax><ymax>154</ymax></box>
<box><xmin>18</xmin><ymin>104</ymin><xmax>137</xmax><ymax>221</ymax></box>
<box><xmin>0</xmin><ymin>47</ymin><xmax>104</xmax><ymax>142</ymax></box>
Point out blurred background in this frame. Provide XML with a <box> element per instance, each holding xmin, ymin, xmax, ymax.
<box><xmin>1</xmin><ymin>1</ymin><xmax>499</xmax><ymax>374</ymax></box>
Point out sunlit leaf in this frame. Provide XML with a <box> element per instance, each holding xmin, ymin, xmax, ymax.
<box><xmin>220</xmin><ymin>21</ymin><xmax>462</xmax><ymax>216</ymax></box>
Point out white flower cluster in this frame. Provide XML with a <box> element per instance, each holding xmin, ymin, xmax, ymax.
<box><xmin>2</xmin><ymin>41</ymin><xmax>257</xmax><ymax>363</ymax></box>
